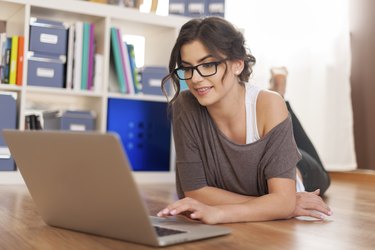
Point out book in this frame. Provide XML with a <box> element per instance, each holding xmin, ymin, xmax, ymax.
<box><xmin>127</xmin><ymin>44</ymin><xmax>140</xmax><ymax>93</ymax></box>
<box><xmin>117</xmin><ymin>29</ymin><xmax>134</xmax><ymax>94</ymax></box>
<box><xmin>2</xmin><ymin>37</ymin><xmax>11</xmax><ymax>84</ymax></box>
<box><xmin>16</xmin><ymin>36</ymin><xmax>24</xmax><ymax>86</ymax></box>
<box><xmin>81</xmin><ymin>22</ymin><xmax>90</xmax><ymax>90</ymax></box>
<box><xmin>9</xmin><ymin>35</ymin><xmax>18</xmax><ymax>84</ymax></box>
<box><xmin>73</xmin><ymin>21</ymin><xmax>83</xmax><ymax>91</ymax></box>
<box><xmin>110</xmin><ymin>27</ymin><xmax>126</xmax><ymax>93</ymax></box>
<box><xmin>66</xmin><ymin>25</ymin><xmax>75</xmax><ymax>89</ymax></box>
<box><xmin>93</xmin><ymin>53</ymin><xmax>103</xmax><ymax>93</ymax></box>
<box><xmin>25</xmin><ymin>114</ymin><xmax>42</xmax><ymax>130</ymax></box>
<box><xmin>87</xmin><ymin>23</ymin><xmax>95</xmax><ymax>90</ymax></box>
<box><xmin>0</xmin><ymin>33</ymin><xmax>7</xmax><ymax>82</ymax></box>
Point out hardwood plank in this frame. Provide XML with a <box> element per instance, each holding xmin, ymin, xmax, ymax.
<box><xmin>0</xmin><ymin>171</ymin><xmax>374</xmax><ymax>249</ymax></box>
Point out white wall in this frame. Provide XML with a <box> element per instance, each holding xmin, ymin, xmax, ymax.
<box><xmin>225</xmin><ymin>0</ymin><xmax>357</xmax><ymax>170</ymax></box>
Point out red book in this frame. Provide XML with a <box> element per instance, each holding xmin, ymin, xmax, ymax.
<box><xmin>16</xmin><ymin>36</ymin><xmax>24</xmax><ymax>86</ymax></box>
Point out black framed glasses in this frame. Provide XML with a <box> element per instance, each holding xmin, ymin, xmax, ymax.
<box><xmin>173</xmin><ymin>59</ymin><xmax>227</xmax><ymax>80</ymax></box>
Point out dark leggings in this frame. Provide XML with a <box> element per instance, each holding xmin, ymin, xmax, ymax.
<box><xmin>286</xmin><ymin>101</ymin><xmax>331</xmax><ymax>196</ymax></box>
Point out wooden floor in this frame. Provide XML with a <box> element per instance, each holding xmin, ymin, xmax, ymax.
<box><xmin>0</xmin><ymin>171</ymin><xmax>374</xmax><ymax>249</ymax></box>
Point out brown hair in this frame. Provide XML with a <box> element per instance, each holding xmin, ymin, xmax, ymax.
<box><xmin>161</xmin><ymin>17</ymin><xmax>256</xmax><ymax>103</ymax></box>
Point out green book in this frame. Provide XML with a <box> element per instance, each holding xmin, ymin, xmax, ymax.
<box><xmin>110</xmin><ymin>27</ymin><xmax>126</xmax><ymax>93</ymax></box>
<box><xmin>81</xmin><ymin>22</ymin><xmax>90</xmax><ymax>90</ymax></box>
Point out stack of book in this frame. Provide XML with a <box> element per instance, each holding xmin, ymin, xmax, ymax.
<box><xmin>66</xmin><ymin>21</ymin><xmax>103</xmax><ymax>92</ymax></box>
<box><xmin>0</xmin><ymin>33</ymin><xmax>24</xmax><ymax>85</ymax></box>
<box><xmin>110</xmin><ymin>27</ymin><xmax>140</xmax><ymax>94</ymax></box>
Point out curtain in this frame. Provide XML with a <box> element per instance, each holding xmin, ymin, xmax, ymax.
<box><xmin>226</xmin><ymin>0</ymin><xmax>356</xmax><ymax>170</ymax></box>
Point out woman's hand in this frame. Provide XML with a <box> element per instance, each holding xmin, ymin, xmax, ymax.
<box><xmin>292</xmin><ymin>189</ymin><xmax>332</xmax><ymax>220</ymax></box>
<box><xmin>157</xmin><ymin>197</ymin><xmax>222</xmax><ymax>224</ymax></box>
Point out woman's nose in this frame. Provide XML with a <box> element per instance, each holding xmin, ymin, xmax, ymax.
<box><xmin>190</xmin><ymin>68</ymin><xmax>204</xmax><ymax>83</ymax></box>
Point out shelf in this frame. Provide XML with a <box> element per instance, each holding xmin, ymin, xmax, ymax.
<box><xmin>0</xmin><ymin>0</ymin><xmax>188</xmax><ymax>184</ymax></box>
<box><xmin>26</xmin><ymin>86</ymin><xmax>103</xmax><ymax>98</ymax></box>
<box><xmin>107</xmin><ymin>92</ymin><xmax>168</xmax><ymax>103</ymax></box>
<box><xmin>0</xmin><ymin>170</ymin><xmax>23</xmax><ymax>184</ymax></box>
<box><xmin>0</xmin><ymin>84</ymin><xmax>22</xmax><ymax>92</ymax></box>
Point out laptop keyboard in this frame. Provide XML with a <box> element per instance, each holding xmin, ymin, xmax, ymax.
<box><xmin>154</xmin><ymin>226</ymin><xmax>187</xmax><ymax>237</ymax></box>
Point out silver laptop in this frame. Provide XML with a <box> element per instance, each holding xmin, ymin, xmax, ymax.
<box><xmin>3</xmin><ymin>130</ymin><xmax>231</xmax><ymax>247</ymax></box>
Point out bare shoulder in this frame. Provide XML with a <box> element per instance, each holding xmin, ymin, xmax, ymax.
<box><xmin>256</xmin><ymin>90</ymin><xmax>288</xmax><ymax>137</ymax></box>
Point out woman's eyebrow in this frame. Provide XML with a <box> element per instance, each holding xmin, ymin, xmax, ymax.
<box><xmin>181</xmin><ymin>55</ymin><xmax>214</xmax><ymax>66</ymax></box>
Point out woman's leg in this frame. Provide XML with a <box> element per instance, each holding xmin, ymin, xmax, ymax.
<box><xmin>270</xmin><ymin>67</ymin><xmax>331</xmax><ymax>195</ymax></box>
<box><xmin>286</xmin><ymin>101</ymin><xmax>323</xmax><ymax>166</ymax></box>
<box><xmin>297</xmin><ymin>149</ymin><xmax>331</xmax><ymax>196</ymax></box>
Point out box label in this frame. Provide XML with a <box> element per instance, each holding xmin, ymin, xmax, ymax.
<box><xmin>149</xmin><ymin>78</ymin><xmax>162</xmax><ymax>87</ymax></box>
<box><xmin>40</xmin><ymin>33</ymin><xmax>58</xmax><ymax>44</ymax></box>
<box><xmin>36</xmin><ymin>67</ymin><xmax>55</xmax><ymax>78</ymax></box>
<box><xmin>70</xmin><ymin>124</ymin><xmax>86</xmax><ymax>131</ymax></box>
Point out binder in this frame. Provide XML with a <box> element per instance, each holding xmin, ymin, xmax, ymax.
<box><xmin>16</xmin><ymin>36</ymin><xmax>24</xmax><ymax>86</ymax></box>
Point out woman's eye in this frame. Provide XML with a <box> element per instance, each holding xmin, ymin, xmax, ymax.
<box><xmin>202</xmin><ymin>62</ymin><xmax>215</xmax><ymax>68</ymax></box>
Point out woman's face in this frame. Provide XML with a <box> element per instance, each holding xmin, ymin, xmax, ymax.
<box><xmin>180</xmin><ymin>40</ymin><xmax>241</xmax><ymax>107</ymax></box>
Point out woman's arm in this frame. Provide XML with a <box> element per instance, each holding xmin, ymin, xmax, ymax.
<box><xmin>185</xmin><ymin>186</ymin><xmax>256</xmax><ymax>205</ymax></box>
<box><xmin>158</xmin><ymin>177</ymin><xmax>296</xmax><ymax>224</ymax></box>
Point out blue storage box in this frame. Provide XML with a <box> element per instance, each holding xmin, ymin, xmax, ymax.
<box><xmin>0</xmin><ymin>92</ymin><xmax>17</xmax><ymax>171</ymax></box>
<box><xmin>141</xmin><ymin>66</ymin><xmax>171</xmax><ymax>96</ymax></box>
<box><xmin>0</xmin><ymin>147</ymin><xmax>16</xmax><ymax>171</ymax></box>
<box><xmin>61</xmin><ymin>111</ymin><xmax>96</xmax><ymax>131</ymax></box>
<box><xmin>207</xmin><ymin>0</ymin><xmax>225</xmax><ymax>17</ymax></box>
<box><xmin>43</xmin><ymin>110</ymin><xmax>96</xmax><ymax>131</ymax></box>
<box><xmin>29</xmin><ymin>17</ymin><xmax>68</xmax><ymax>56</ymax></box>
<box><xmin>107</xmin><ymin>98</ymin><xmax>171</xmax><ymax>171</ymax></box>
<box><xmin>169</xmin><ymin>0</ymin><xmax>187</xmax><ymax>16</ymax></box>
<box><xmin>187</xmin><ymin>0</ymin><xmax>206</xmax><ymax>17</ymax></box>
<box><xmin>0</xmin><ymin>155</ymin><xmax>16</xmax><ymax>171</ymax></box>
<box><xmin>27</xmin><ymin>52</ymin><xmax>66</xmax><ymax>88</ymax></box>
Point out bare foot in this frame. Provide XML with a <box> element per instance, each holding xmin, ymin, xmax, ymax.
<box><xmin>269</xmin><ymin>67</ymin><xmax>288</xmax><ymax>98</ymax></box>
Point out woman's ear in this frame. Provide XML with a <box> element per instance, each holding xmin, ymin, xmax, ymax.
<box><xmin>231</xmin><ymin>60</ymin><xmax>244</xmax><ymax>75</ymax></box>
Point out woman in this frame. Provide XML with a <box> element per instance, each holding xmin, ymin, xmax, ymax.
<box><xmin>158</xmin><ymin>17</ymin><xmax>331</xmax><ymax>224</ymax></box>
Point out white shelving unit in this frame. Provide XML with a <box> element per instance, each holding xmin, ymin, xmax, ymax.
<box><xmin>0</xmin><ymin>0</ymin><xmax>188</xmax><ymax>184</ymax></box>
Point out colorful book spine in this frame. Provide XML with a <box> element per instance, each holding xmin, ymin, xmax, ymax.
<box><xmin>16</xmin><ymin>36</ymin><xmax>24</xmax><ymax>86</ymax></box>
<box><xmin>9</xmin><ymin>35</ymin><xmax>18</xmax><ymax>84</ymax></box>
<box><xmin>3</xmin><ymin>37</ymin><xmax>12</xmax><ymax>84</ymax></box>
<box><xmin>127</xmin><ymin>44</ymin><xmax>140</xmax><ymax>93</ymax></box>
<box><xmin>116</xmin><ymin>29</ymin><xmax>133</xmax><ymax>94</ymax></box>
<box><xmin>66</xmin><ymin>25</ymin><xmax>75</xmax><ymax>89</ymax></box>
<box><xmin>87</xmin><ymin>23</ymin><xmax>95</xmax><ymax>90</ymax></box>
<box><xmin>0</xmin><ymin>33</ymin><xmax>7</xmax><ymax>82</ymax></box>
<box><xmin>73</xmin><ymin>21</ymin><xmax>83</xmax><ymax>91</ymax></box>
<box><xmin>110</xmin><ymin>27</ymin><xmax>126</xmax><ymax>93</ymax></box>
<box><xmin>81</xmin><ymin>22</ymin><xmax>90</xmax><ymax>90</ymax></box>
